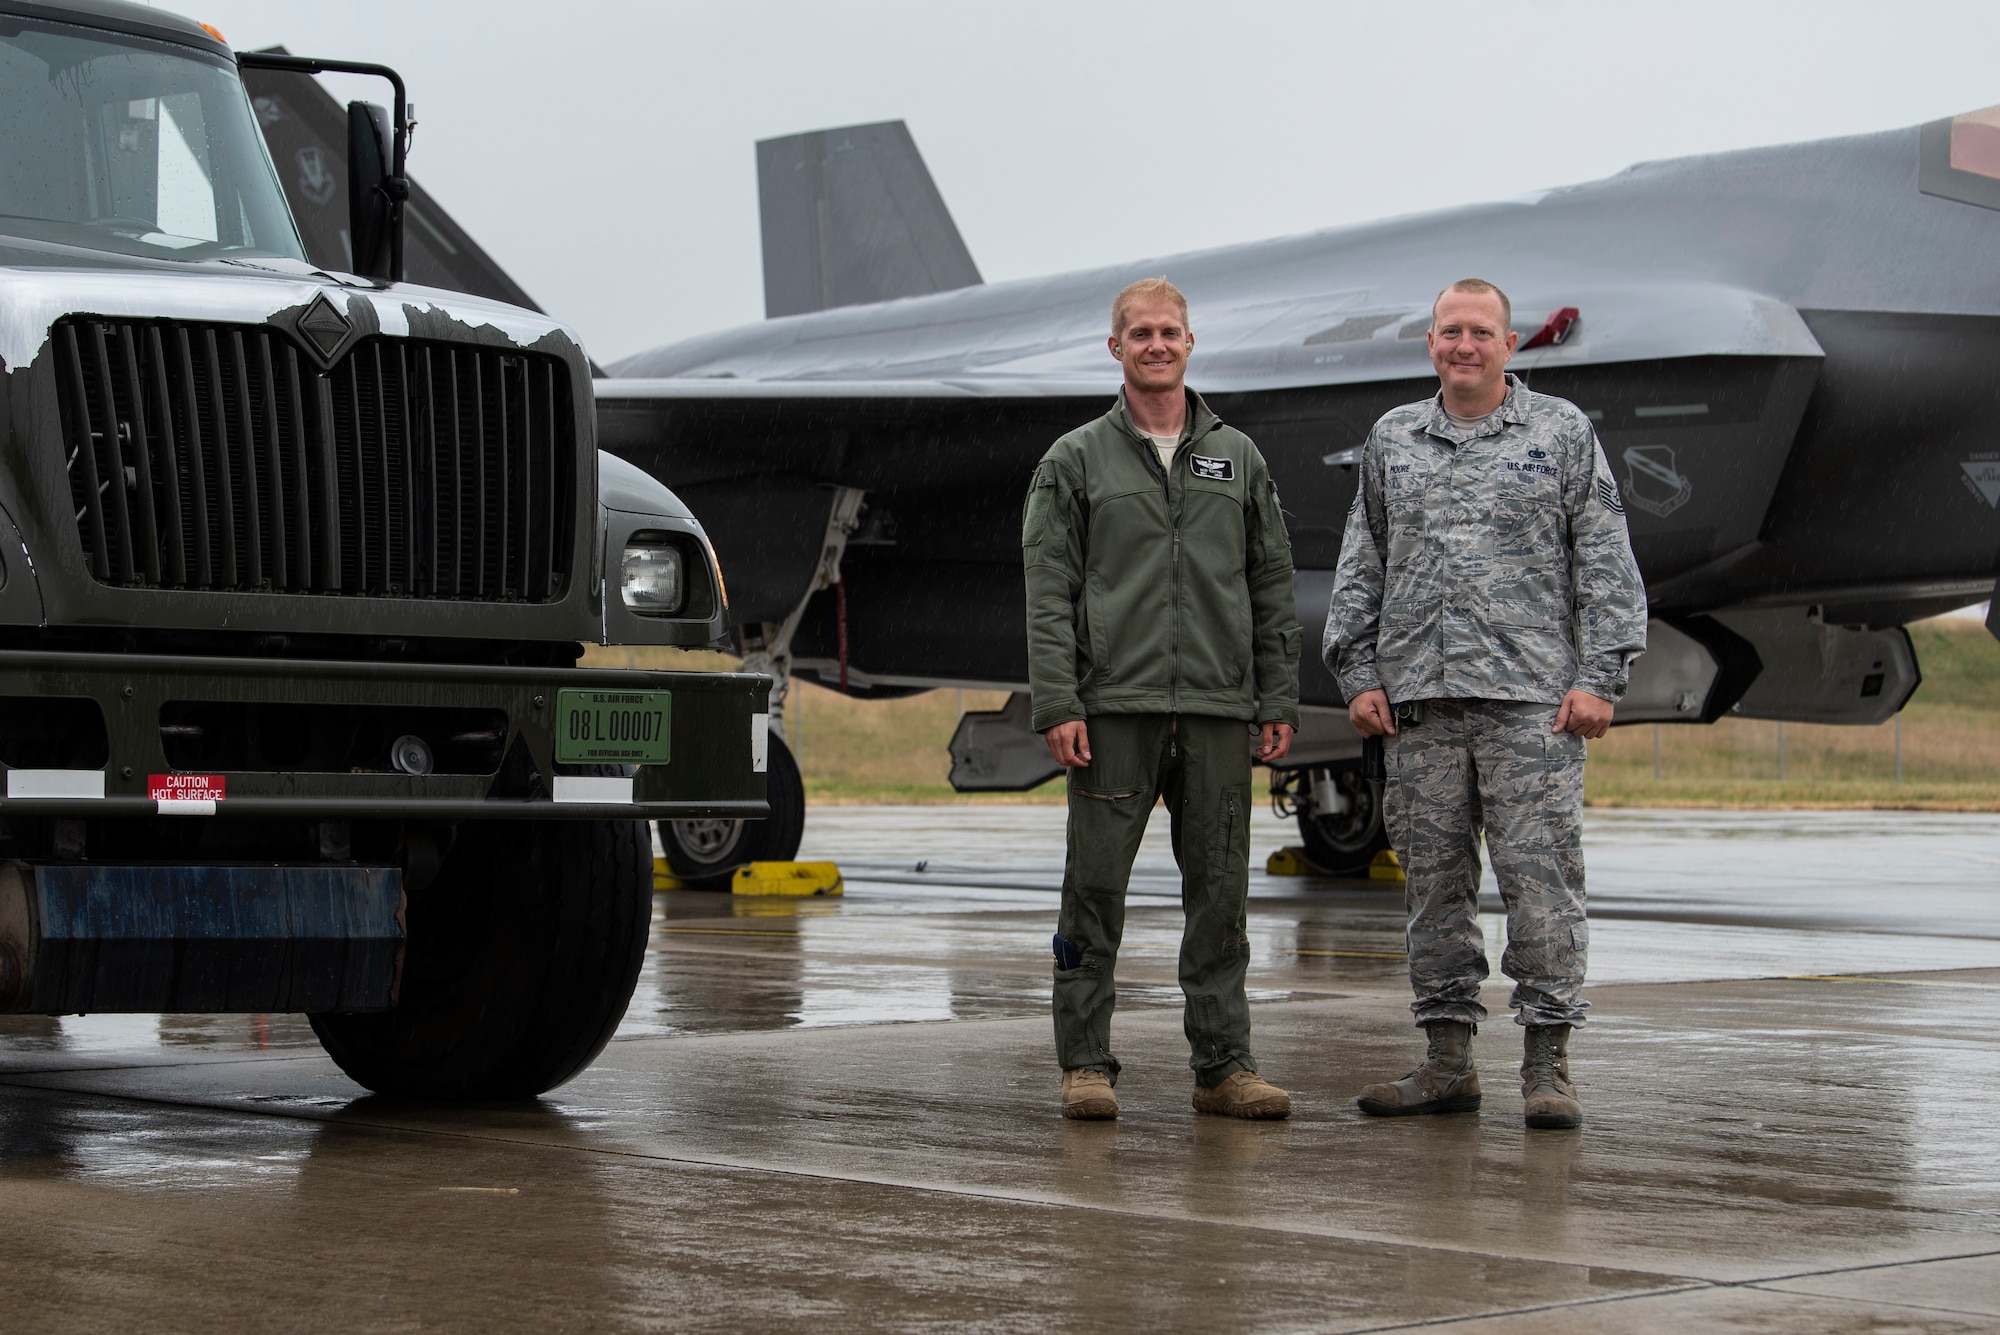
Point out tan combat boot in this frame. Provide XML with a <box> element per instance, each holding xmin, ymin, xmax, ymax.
<box><xmin>1356</xmin><ymin>1020</ymin><xmax>1482</xmax><ymax>1117</ymax></box>
<box><xmin>1192</xmin><ymin>1069</ymin><xmax>1292</xmax><ymax>1119</ymax></box>
<box><xmin>1061</xmin><ymin>1068</ymin><xmax>1119</xmax><ymax>1120</ymax></box>
<box><xmin>1521</xmin><ymin>1024</ymin><xmax>1582</xmax><ymax>1130</ymax></box>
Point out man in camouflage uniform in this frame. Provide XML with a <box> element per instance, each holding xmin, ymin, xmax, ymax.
<box><xmin>1324</xmin><ymin>278</ymin><xmax>1646</xmax><ymax>1130</ymax></box>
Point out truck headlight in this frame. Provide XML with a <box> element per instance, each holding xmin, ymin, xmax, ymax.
<box><xmin>620</xmin><ymin>541</ymin><xmax>684</xmax><ymax>614</ymax></box>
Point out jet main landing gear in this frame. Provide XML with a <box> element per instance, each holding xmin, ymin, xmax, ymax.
<box><xmin>1270</xmin><ymin>761</ymin><xmax>1390</xmax><ymax>878</ymax></box>
<box><xmin>657</xmin><ymin>732</ymin><xmax>806</xmax><ymax>883</ymax></box>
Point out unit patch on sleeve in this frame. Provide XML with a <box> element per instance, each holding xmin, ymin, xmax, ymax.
<box><xmin>1190</xmin><ymin>454</ymin><xmax>1234</xmax><ymax>481</ymax></box>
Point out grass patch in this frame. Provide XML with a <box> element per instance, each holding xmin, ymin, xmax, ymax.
<box><xmin>584</xmin><ymin>617</ymin><xmax>2000</xmax><ymax>810</ymax></box>
<box><xmin>784</xmin><ymin>683</ymin><xmax>1066</xmax><ymax>805</ymax></box>
<box><xmin>1587</xmin><ymin>618</ymin><xmax>2000</xmax><ymax>809</ymax></box>
<box><xmin>580</xmin><ymin>645</ymin><xmax>1063</xmax><ymax>803</ymax></box>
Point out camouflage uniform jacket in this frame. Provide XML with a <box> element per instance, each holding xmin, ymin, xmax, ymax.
<box><xmin>1324</xmin><ymin>374</ymin><xmax>1647</xmax><ymax>706</ymax></box>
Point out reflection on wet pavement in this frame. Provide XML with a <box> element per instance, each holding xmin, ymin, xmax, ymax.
<box><xmin>619</xmin><ymin>804</ymin><xmax>2000</xmax><ymax>1042</ymax></box>
<box><xmin>0</xmin><ymin>804</ymin><xmax>1995</xmax><ymax>1331</ymax></box>
<box><xmin>0</xmin><ymin>1010</ymin><xmax>322</xmax><ymax>1058</ymax></box>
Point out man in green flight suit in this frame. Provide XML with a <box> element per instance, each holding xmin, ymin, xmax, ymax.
<box><xmin>1021</xmin><ymin>276</ymin><xmax>1303</xmax><ymax>1121</ymax></box>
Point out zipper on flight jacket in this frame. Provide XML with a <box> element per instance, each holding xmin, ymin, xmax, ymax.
<box><xmin>1127</xmin><ymin>411</ymin><xmax>1219</xmax><ymax>719</ymax></box>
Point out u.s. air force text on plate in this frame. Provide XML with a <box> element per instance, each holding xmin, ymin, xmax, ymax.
<box><xmin>555</xmin><ymin>689</ymin><xmax>671</xmax><ymax>764</ymax></box>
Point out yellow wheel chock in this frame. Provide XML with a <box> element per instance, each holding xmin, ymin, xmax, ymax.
<box><xmin>1368</xmin><ymin>849</ymin><xmax>1405</xmax><ymax>882</ymax></box>
<box><xmin>1265</xmin><ymin>846</ymin><xmax>1318</xmax><ymax>876</ymax></box>
<box><xmin>732</xmin><ymin>861</ymin><xmax>844</xmax><ymax>897</ymax></box>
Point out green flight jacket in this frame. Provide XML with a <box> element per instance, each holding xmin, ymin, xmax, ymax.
<box><xmin>1022</xmin><ymin>388</ymin><xmax>1302</xmax><ymax>733</ymax></box>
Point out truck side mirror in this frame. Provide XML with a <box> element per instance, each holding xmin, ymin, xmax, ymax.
<box><xmin>346</xmin><ymin>100</ymin><xmax>399</xmax><ymax>281</ymax></box>
<box><xmin>241</xmin><ymin>54</ymin><xmax>412</xmax><ymax>283</ymax></box>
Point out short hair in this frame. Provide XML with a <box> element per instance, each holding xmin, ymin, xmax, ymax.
<box><xmin>1111</xmin><ymin>277</ymin><xmax>1190</xmax><ymax>337</ymax></box>
<box><xmin>1431</xmin><ymin>278</ymin><xmax>1512</xmax><ymax>331</ymax></box>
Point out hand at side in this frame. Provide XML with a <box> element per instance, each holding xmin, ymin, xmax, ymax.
<box><xmin>1254</xmin><ymin>722</ymin><xmax>1294</xmax><ymax>762</ymax></box>
<box><xmin>1348</xmin><ymin>689</ymin><xmax>1396</xmax><ymax>737</ymax></box>
<box><xmin>1553</xmin><ymin>689</ymin><xmax>1614</xmax><ymax>739</ymax></box>
<box><xmin>1044</xmin><ymin>720</ymin><xmax>1092</xmax><ymax>767</ymax></box>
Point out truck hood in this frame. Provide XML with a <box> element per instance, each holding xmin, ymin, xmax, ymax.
<box><xmin>0</xmin><ymin>236</ymin><xmax>591</xmax><ymax>371</ymax></box>
<box><xmin>599</xmin><ymin>451</ymin><xmax>695</xmax><ymax>521</ymax></box>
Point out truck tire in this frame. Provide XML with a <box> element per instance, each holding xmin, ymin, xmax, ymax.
<box><xmin>657</xmin><ymin>732</ymin><xmax>804</xmax><ymax>882</ymax></box>
<box><xmin>1295</xmin><ymin>762</ymin><xmax>1392</xmax><ymax>878</ymax></box>
<box><xmin>310</xmin><ymin>818</ymin><xmax>652</xmax><ymax>1099</ymax></box>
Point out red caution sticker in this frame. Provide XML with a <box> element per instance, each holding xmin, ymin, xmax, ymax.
<box><xmin>150</xmin><ymin>774</ymin><xmax>225</xmax><ymax>802</ymax></box>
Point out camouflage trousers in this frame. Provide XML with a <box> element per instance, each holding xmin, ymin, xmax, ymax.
<box><xmin>1053</xmin><ymin>713</ymin><xmax>1258</xmax><ymax>1088</ymax></box>
<box><xmin>1382</xmin><ymin>698</ymin><xmax>1589</xmax><ymax>1028</ymax></box>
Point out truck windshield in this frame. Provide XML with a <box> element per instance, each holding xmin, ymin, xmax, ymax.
<box><xmin>0</xmin><ymin>18</ymin><xmax>305</xmax><ymax>262</ymax></box>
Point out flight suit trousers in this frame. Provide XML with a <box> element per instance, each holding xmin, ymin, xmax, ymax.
<box><xmin>1052</xmin><ymin>712</ymin><xmax>1258</xmax><ymax>1088</ymax></box>
<box><xmin>1382</xmin><ymin>698</ymin><xmax>1590</xmax><ymax>1029</ymax></box>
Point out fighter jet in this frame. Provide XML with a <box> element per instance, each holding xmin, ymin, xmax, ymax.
<box><xmin>592</xmin><ymin>111</ymin><xmax>2000</xmax><ymax>873</ymax></box>
<box><xmin>251</xmin><ymin>94</ymin><xmax>2000</xmax><ymax>876</ymax></box>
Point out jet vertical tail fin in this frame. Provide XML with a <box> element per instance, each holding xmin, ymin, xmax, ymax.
<box><xmin>756</xmin><ymin>120</ymin><xmax>981</xmax><ymax>318</ymax></box>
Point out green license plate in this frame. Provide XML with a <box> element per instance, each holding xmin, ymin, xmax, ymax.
<box><xmin>555</xmin><ymin>689</ymin><xmax>671</xmax><ymax>764</ymax></box>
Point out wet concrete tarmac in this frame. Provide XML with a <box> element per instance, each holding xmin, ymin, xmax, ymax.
<box><xmin>0</xmin><ymin>805</ymin><xmax>1995</xmax><ymax>1331</ymax></box>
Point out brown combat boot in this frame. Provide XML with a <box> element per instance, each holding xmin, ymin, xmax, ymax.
<box><xmin>1192</xmin><ymin>1069</ymin><xmax>1292</xmax><ymax>1119</ymax></box>
<box><xmin>1061</xmin><ymin>1068</ymin><xmax>1118</xmax><ymax>1120</ymax></box>
<box><xmin>1521</xmin><ymin>1024</ymin><xmax>1582</xmax><ymax>1130</ymax></box>
<box><xmin>1356</xmin><ymin>1020</ymin><xmax>1482</xmax><ymax>1117</ymax></box>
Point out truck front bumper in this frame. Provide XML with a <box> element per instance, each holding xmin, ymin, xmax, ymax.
<box><xmin>0</xmin><ymin>651</ymin><xmax>770</xmax><ymax>821</ymax></box>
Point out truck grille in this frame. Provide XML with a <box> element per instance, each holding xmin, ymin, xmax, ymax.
<box><xmin>52</xmin><ymin>318</ymin><xmax>574</xmax><ymax>601</ymax></box>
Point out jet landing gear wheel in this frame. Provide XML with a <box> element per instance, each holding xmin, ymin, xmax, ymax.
<box><xmin>310</xmin><ymin>818</ymin><xmax>653</xmax><ymax>1099</ymax></box>
<box><xmin>657</xmin><ymin>732</ymin><xmax>805</xmax><ymax>883</ymax></box>
<box><xmin>1291</xmin><ymin>762</ymin><xmax>1391</xmax><ymax>878</ymax></box>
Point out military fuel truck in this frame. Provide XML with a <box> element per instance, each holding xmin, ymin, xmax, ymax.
<box><xmin>0</xmin><ymin>0</ymin><xmax>767</xmax><ymax>1097</ymax></box>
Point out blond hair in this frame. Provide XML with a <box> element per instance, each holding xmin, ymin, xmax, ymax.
<box><xmin>1432</xmin><ymin>278</ymin><xmax>1512</xmax><ymax>331</ymax></box>
<box><xmin>1111</xmin><ymin>277</ymin><xmax>1190</xmax><ymax>337</ymax></box>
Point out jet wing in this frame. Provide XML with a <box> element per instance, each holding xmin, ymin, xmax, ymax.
<box><xmin>595</xmin><ymin>283</ymin><xmax>1828</xmax><ymax>703</ymax></box>
<box><xmin>595</xmin><ymin>377</ymin><xmax>1114</xmax><ymax>643</ymax></box>
<box><xmin>594</xmin><ymin>375</ymin><xmax>1114</xmax><ymax>401</ymax></box>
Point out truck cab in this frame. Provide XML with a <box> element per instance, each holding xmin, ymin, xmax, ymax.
<box><xmin>0</xmin><ymin>0</ymin><xmax>765</xmax><ymax>1097</ymax></box>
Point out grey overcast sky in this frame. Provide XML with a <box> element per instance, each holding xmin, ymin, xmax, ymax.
<box><xmin>146</xmin><ymin>1</ymin><xmax>2000</xmax><ymax>364</ymax></box>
